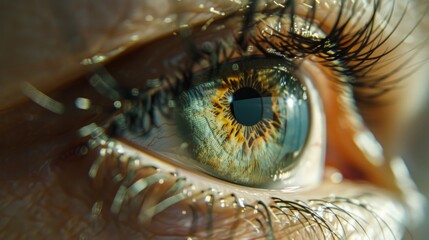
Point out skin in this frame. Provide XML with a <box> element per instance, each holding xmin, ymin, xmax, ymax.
<box><xmin>0</xmin><ymin>0</ymin><xmax>428</xmax><ymax>239</ymax></box>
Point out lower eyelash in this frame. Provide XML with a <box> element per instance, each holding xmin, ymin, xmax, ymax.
<box><xmin>81</xmin><ymin>125</ymin><xmax>401</xmax><ymax>239</ymax></box>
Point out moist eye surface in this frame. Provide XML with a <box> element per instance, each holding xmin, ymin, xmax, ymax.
<box><xmin>230</xmin><ymin>87</ymin><xmax>264</xmax><ymax>126</ymax></box>
<box><xmin>176</xmin><ymin>58</ymin><xmax>311</xmax><ymax>186</ymax></box>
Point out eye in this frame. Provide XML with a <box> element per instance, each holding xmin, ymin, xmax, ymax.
<box><xmin>105</xmin><ymin>11</ymin><xmax>330</xmax><ymax>189</ymax></box>
<box><xmin>177</xmin><ymin>58</ymin><xmax>313</xmax><ymax>186</ymax></box>
<box><xmin>2</xmin><ymin>1</ymin><xmax>427</xmax><ymax>239</ymax></box>
<box><xmin>76</xmin><ymin>1</ymin><xmax>425</xmax><ymax>236</ymax></box>
<box><xmin>132</xmin><ymin>57</ymin><xmax>324</xmax><ymax>187</ymax></box>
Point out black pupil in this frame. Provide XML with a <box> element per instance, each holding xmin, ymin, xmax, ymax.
<box><xmin>230</xmin><ymin>87</ymin><xmax>263</xmax><ymax>126</ymax></box>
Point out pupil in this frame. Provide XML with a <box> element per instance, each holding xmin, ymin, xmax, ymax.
<box><xmin>230</xmin><ymin>87</ymin><xmax>263</xmax><ymax>126</ymax></box>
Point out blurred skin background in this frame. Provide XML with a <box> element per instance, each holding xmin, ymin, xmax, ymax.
<box><xmin>404</xmin><ymin>98</ymin><xmax>429</xmax><ymax>238</ymax></box>
<box><xmin>0</xmin><ymin>0</ymin><xmax>429</xmax><ymax>239</ymax></box>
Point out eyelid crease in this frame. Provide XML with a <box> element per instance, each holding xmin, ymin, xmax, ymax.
<box><xmin>1</xmin><ymin>0</ymin><xmax>245</xmax><ymax>110</ymax></box>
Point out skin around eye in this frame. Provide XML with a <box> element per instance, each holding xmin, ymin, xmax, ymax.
<box><xmin>0</xmin><ymin>0</ymin><xmax>243</xmax><ymax>110</ymax></box>
<box><xmin>0</xmin><ymin>0</ymin><xmax>428</xmax><ymax>239</ymax></box>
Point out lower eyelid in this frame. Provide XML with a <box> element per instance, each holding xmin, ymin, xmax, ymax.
<box><xmin>83</xmin><ymin>138</ymin><xmax>407</xmax><ymax>239</ymax></box>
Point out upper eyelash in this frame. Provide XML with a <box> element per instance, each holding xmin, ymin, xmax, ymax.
<box><xmin>252</xmin><ymin>1</ymin><xmax>422</xmax><ymax>90</ymax></box>
<box><xmin>97</xmin><ymin>0</ymin><xmax>423</xmax><ymax>137</ymax></box>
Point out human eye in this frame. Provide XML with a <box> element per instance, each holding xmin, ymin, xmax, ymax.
<box><xmin>0</xmin><ymin>0</ymin><xmax>428</xmax><ymax>239</ymax></box>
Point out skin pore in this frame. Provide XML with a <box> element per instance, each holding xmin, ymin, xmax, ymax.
<box><xmin>0</xmin><ymin>0</ymin><xmax>428</xmax><ymax>239</ymax></box>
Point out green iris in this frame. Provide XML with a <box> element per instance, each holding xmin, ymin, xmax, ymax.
<box><xmin>178</xmin><ymin>58</ymin><xmax>310</xmax><ymax>186</ymax></box>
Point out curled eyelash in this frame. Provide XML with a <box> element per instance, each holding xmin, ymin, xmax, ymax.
<box><xmin>254</xmin><ymin>0</ymin><xmax>427</xmax><ymax>101</ymax></box>
<box><xmin>80</xmin><ymin>125</ymin><xmax>402</xmax><ymax>239</ymax></box>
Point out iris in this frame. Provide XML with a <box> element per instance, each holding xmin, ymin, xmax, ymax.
<box><xmin>177</xmin><ymin>58</ymin><xmax>311</xmax><ymax>186</ymax></box>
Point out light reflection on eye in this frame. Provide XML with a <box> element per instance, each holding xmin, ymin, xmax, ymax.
<box><xmin>1</xmin><ymin>0</ymin><xmax>428</xmax><ymax>239</ymax></box>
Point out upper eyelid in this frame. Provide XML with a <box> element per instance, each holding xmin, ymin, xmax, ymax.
<box><xmin>0</xmin><ymin>0</ymin><xmax>236</xmax><ymax>110</ymax></box>
<box><xmin>2</xmin><ymin>0</ymin><xmax>421</xmax><ymax>112</ymax></box>
<box><xmin>79</xmin><ymin>1</ymin><xmax>242</xmax><ymax>56</ymax></box>
<box><xmin>61</xmin><ymin>0</ymin><xmax>423</xmax><ymax>63</ymax></box>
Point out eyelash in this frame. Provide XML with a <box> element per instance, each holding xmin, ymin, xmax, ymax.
<box><xmin>86</xmin><ymin>136</ymin><xmax>399</xmax><ymax>239</ymax></box>
<box><xmin>101</xmin><ymin>0</ymin><xmax>419</xmax><ymax>137</ymax></box>
<box><xmin>76</xmin><ymin>0</ymin><xmax>418</xmax><ymax>238</ymax></box>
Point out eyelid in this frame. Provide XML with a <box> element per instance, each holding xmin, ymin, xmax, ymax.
<box><xmin>1</xmin><ymin>0</ymin><xmax>239</xmax><ymax>110</ymax></box>
<box><xmin>91</xmin><ymin>138</ymin><xmax>411</xmax><ymax>239</ymax></box>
